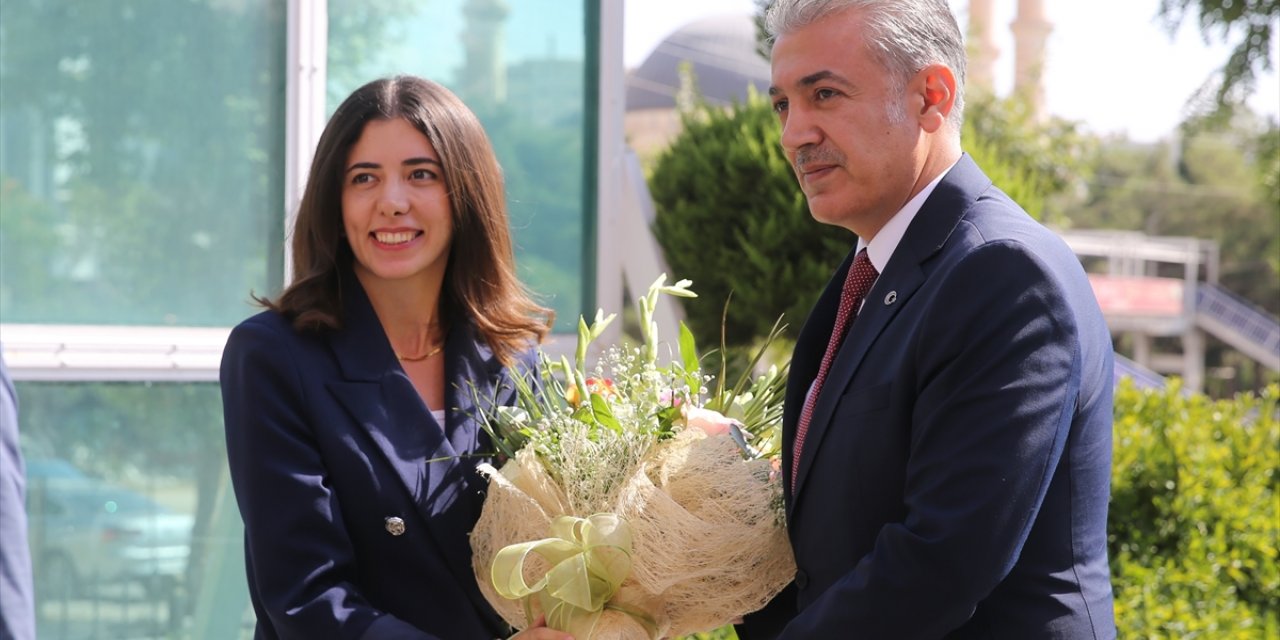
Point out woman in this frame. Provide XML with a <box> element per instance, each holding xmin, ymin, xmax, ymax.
<box><xmin>220</xmin><ymin>76</ymin><xmax>568</xmax><ymax>640</ymax></box>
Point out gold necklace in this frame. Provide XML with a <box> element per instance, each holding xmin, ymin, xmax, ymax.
<box><xmin>396</xmin><ymin>343</ymin><xmax>444</xmax><ymax>362</ymax></box>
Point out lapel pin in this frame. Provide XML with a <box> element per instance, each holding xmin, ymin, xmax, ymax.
<box><xmin>884</xmin><ymin>291</ymin><xmax>898</xmax><ymax>305</ymax></box>
<box><xmin>385</xmin><ymin>516</ymin><xmax>406</xmax><ymax>536</ymax></box>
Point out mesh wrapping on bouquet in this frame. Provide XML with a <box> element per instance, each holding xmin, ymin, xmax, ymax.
<box><xmin>471</xmin><ymin>429</ymin><xmax>795</xmax><ymax>639</ymax></box>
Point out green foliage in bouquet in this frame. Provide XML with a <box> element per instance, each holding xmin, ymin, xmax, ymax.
<box><xmin>477</xmin><ymin>274</ymin><xmax>789</xmax><ymax>519</ymax></box>
<box><xmin>471</xmin><ymin>276</ymin><xmax>795</xmax><ymax>639</ymax></box>
<box><xmin>1109</xmin><ymin>381</ymin><xmax>1279</xmax><ymax>638</ymax></box>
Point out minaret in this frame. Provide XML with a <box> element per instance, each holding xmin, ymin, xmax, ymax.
<box><xmin>966</xmin><ymin>0</ymin><xmax>1000</xmax><ymax>96</ymax></box>
<box><xmin>458</xmin><ymin>0</ymin><xmax>509</xmax><ymax>104</ymax></box>
<box><xmin>1010</xmin><ymin>0</ymin><xmax>1051</xmax><ymax>120</ymax></box>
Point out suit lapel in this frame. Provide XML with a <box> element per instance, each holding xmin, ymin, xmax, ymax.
<box><xmin>788</xmin><ymin>154</ymin><xmax>993</xmax><ymax>512</ymax></box>
<box><xmin>789</xmin><ymin>262</ymin><xmax>921</xmax><ymax>501</ymax></box>
<box><xmin>782</xmin><ymin>247</ymin><xmax>853</xmax><ymax>514</ymax></box>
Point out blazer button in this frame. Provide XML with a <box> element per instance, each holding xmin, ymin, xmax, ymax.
<box><xmin>795</xmin><ymin>569</ymin><xmax>809</xmax><ymax>590</ymax></box>
<box><xmin>384</xmin><ymin>516</ymin><xmax>406</xmax><ymax>536</ymax></box>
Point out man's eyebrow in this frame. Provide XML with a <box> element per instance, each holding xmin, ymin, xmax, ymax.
<box><xmin>798</xmin><ymin>70</ymin><xmax>851</xmax><ymax>88</ymax></box>
<box><xmin>769</xmin><ymin>69</ymin><xmax>853</xmax><ymax>97</ymax></box>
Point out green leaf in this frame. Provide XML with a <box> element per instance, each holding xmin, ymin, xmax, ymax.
<box><xmin>576</xmin><ymin>315</ymin><xmax>592</xmax><ymax>372</ymax></box>
<box><xmin>589</xmin><ymin>392</ymin><xmax>622</xmax><ymax>433</ymax></box>
<box><xmin>679</xmin><ymin>322</ymin><xmax>699</xmax><ymax>374</ymax></box>
<box><xmin>654</xmin><ymin>405</ymin><xmax>681</xmax><ymax>438</ymax></box>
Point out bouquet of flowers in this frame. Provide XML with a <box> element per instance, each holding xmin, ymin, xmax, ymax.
<box><xmin>470</xmin><ymin>276</ymin><xmax>795</xmax><ymax>640</ymax></box>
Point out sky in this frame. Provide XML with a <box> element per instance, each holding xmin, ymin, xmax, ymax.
<box><xmin>623</xmin><ymin>0</ymin><xmax>1280</xmax><ymax>143</ymax></box>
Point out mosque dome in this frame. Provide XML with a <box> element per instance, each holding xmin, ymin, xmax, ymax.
<box><xmin>625</xmin><ymin>12</ymin><xmax>770</xmax><ymax>111</ymax></box>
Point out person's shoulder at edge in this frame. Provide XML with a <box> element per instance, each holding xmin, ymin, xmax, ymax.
<box><xmin>233</xmin><ymin>307</ymin><xmax>293</xmax><ymax>333</ymax></box>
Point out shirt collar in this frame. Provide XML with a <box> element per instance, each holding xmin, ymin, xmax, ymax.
<box><xmin>856</xmin><ymin>158</ymin><xmax>960</xmax><ymax>272</ymax></box>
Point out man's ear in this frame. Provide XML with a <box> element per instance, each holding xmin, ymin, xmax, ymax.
<box><xmin>913</xmin><ymin>64</ymin><xmax>957</xmax><ymax>133</ymax></box>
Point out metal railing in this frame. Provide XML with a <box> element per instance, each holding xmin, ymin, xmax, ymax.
<box><xmin>1195</xmin><ymin>284</ymin><xmax>1280</xmax><ymax>371</ymax></box>
<box><xmin>1113</xmin><ymin>353</ymin><xmax>1168</xmax><ymax>390</ymax></box>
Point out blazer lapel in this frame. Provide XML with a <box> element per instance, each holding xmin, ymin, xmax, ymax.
<box><xmin>325</xmin><ymin>277</ymin><xmax>458</xmax><ymax>509</ymax></box>
<box><xmin>433</xmin><ymin>323</ymin><xmax>513</xmax><ymax>628</ymax></box>
<box><xmin>322</xmin><ymin>277</ymin><xmax>506</xmax><ymax>626</ymax></box>
<box><xmin>788</xmin><ymin>154</ymin><xmax>992</xmax><ymax>510</ymax></box>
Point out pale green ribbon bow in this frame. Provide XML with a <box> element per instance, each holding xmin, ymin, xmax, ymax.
<box><xmin>491</xmin><ymin>513</ymin><xmax>640</xmax><ymax>638</ymax></box>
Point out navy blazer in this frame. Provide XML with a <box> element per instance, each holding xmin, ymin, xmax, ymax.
<box><xmin>742</xmin><ymin>156</ymin><xmax>1116</xmax><ymax>639</ymax></box>
<box><xmin>220</xmin><ymin>279</ymin><xmax>533</xmax><ymax>640</ymax></box>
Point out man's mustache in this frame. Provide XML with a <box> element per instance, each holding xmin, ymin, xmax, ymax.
<box><xmin>794</xmin><ymin>146</ymin><xmax>845</xmax><ymax>173</ymax></box>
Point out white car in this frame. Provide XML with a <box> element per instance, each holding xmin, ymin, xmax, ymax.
<box><xmin>25</xmin><ymin>458</ymin><xmax>195</xmax><ymax>601</ymax></box>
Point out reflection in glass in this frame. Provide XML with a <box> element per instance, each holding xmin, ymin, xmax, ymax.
<box><xmin>17</xmin><ymin>381</ymin><xmax>245</xmax><ymax>640</ymax></box>
<box><xmin>328</xmin><ymin>0</ymin><xmax>589</xmax><ymax>330</ymax></box>
<box><xmin>0</xmin><ymin>1</ymin><xmax>287</xmax><ymax>326</ymax></box>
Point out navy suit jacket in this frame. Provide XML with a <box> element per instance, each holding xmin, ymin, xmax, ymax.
<box><xmin>1</xmin><ymin>353</ymin><xmax>36</xmax><ymax>640</ymax></box>
<box><xmin>220</xmin><ymin>279</ymin><xmax>533</xmax><ymax>640</ymax></box>
<box><xmin>742</xmin><ymin>156</ymin><xmax>1116</xmax><ymax>639</ymax></box>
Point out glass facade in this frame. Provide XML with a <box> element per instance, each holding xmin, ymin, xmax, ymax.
<box><xmin>0</xmin><ymin>1</ymin><xmax>288</xmax><ymax>327</ymax></box>
<box><xmin>16</xmin><ymin>382</ymin><xmax>247</xmax><ymax>639</ymax></box>
<box><xmin>0</xmin><ymin>1</ymin><xmax>596</xmax><ymax>637</ymax></box>
<box><xmin>327</xmin><ymin>0</ymin><xmax>589</xmax><ymax>329</ymax></box>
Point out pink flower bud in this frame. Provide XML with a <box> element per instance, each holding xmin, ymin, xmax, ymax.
<box><xmin>658</xmin><ymin>388</ymin><xmax>685</xmax><ymax>408</ymax></box>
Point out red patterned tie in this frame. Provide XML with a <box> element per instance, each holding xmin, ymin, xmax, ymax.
<box><xmin>791</xmin><ymin>249</ymin><xmax>879</xmax><ymax>490</ymax></box>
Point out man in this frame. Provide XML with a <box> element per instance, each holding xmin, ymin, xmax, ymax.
<box><xmin>740</xmin><ymin>1</ymin><xmax>1117</xmax><ymax>638</ymax></box>
<box><xmin>1</xmin><ymin>352</ymin><xmax>36</xmax><ymax>640</ymax></box>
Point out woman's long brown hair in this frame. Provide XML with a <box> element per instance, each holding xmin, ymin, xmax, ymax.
<box><xmin>258</xmin><ymin>75</ymin><xmax>552</xmax><ymax>364</ymax></box>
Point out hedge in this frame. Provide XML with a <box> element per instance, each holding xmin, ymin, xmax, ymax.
<box><xmin>1109</xmin><ymin>381</ymin><xmax>1278</xmax><ymax>638</ymax></box>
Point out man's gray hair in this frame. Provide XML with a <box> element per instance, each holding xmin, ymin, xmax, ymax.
<box><xmin>765</xmin><ymin>0</ymin><xmax>967</xmax><ymax>128</ymax></box>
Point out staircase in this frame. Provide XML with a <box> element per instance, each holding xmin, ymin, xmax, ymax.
<box><xmin>1195</xmin><ymin>284</ymin><xmax>1280</xmax><ymax>371</ymax></box>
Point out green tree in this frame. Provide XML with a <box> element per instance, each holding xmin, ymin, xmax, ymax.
<box><xmin>751</xmin><ymin>0</ymin><xmax>773</xmax><ymax>61</ymax></box>
<box><xmin>649</xmin><ymin>91</ymin><xmax>851</xmax><ymax>360</ymax></box>
<box><xmin>1157</xmin><ymin>0</ymin><xmax>1280</xmax><ymax>118</ymax></box>
<box><xmin>961</xmin><ymin>93</ymin><xmax>1096</xmax><ymax>225</ymax></box>
<box><xmin>0</xmin><ymin>0</ymin><xmax>288</xmax><ymax>325</ymax></box>
<box><xmin>1066</xmin><ymin>115</ymin><xmax>1279</xmax><ymax>396</ymax></box>
<box><xmin>1070</xmin><ymin>115</ymin><xmax>1279</xmax><ymax>317</ymax></box>
<box><xmin>470</xmin><ymin>100</ymin><xmax>585</xmax><ymax>331</ymax></box>
<box><xmin>1256</xmin><ymin>121</ymin><xmax>1280</xmax><ymax>234</ymax></box>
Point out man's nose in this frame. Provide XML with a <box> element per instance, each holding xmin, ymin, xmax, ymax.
<box><xmin>779</xmin><ymin>106</ymin><xmax>821</xmax><ymax>154</ymax></box>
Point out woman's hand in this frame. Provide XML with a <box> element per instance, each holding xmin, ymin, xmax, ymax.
<box><xmin>509</xmin><ymin>615</ymin><xmax>573</xmax><ymax>640</ymax></box>
<box><xmin>682</xmin><ymin>406</ymin><xmax>740</xmax><ymax>437</ymax></box>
